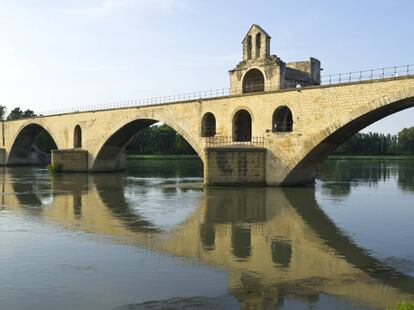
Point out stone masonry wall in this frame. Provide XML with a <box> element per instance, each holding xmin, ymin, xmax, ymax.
<box><xmin>205</xmin><ymin>148</ymin><xmax>266</xmax><ymax>185</ymax></box>
<box><xmin>52</xmin><ymin>149</ymin><xmax>88</xmax><ymax>172</ymax></box>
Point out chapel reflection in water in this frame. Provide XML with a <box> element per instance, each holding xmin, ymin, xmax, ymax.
<box><xmin>1</xmin><ymin>167</ymin><xmax>414</xmax><ymax>309</ymax></box>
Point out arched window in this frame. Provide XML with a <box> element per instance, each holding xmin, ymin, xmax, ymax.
<box><xmin>246</xmin><ymin>35</ymin><xmax>252</xmax><ymax>60</ymax></box>
<box><xmin>74</xmin><ymin>125</ymin><xmax>82</xmax><ymax>148</ymax></box>
<box><xmin>233</xmin><ymin>109</ymin><xmax>252</xmax><ymax>142</ymax></box>
<box><xmin>201</xmin><ymin>112</ymin><xmax>216</xmax><ymax>137</ymax></box>
<box><xmin>272</xmin><ymin>106</ymin><xmax>293</xmax><ymax>132</ymax></box>
<box><xmin>255</xmin><ymin>33</ymin><xmax>261</xmax><ymax>58</ymax></box>
<box><xmin>242</xmin><ymin>69</ymin><xmax>264</xmax><ymax>94</ymax></box>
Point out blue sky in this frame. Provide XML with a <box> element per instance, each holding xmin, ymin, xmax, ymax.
<box><xmin>0</xmin><ymin>0</ymin><xmax>413</xmax><ymax>133</ymax></box>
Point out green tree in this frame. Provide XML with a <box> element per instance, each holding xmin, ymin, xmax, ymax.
<box><xmin>34</xmin><ymin>131</ymin><xmax>56</xmax><ymax>153</ymax></box>
<box><xmin>398</xmin><ymin>127</ymin><xmax>414</xmax><ymax>155</ymax></box>
<box><xmin>7</xmin><ymin>107</ymin><xmax>36</xmax><ymax>120</ymax></box>
<box><xmin>126</xmin><ymin>124</ymin><xmax>196</xmax><ymax>155</ymax></box>
<box><xmin>0</xmin><ymin>105</ymin><xmax>6</xmax><ymax>120</ymax></box>
<box><xmin>334</xmin><ymin>132</ymin><xmax>399</xmax><ymax>156</ymax></box>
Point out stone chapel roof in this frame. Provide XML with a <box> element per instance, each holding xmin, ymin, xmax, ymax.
<box><xmin>242</xmin><ymin>24</ymin><xmax>271</xmax><ymax>43</ymax></box>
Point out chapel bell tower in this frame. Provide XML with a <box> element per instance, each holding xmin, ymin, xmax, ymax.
<box><xmin>242</xmin><ymin>24</ymin><xmax>271</xmax><ymax>61</ymax></box>
<box><xmin>229</xmin><ymin>24</ymin><xmax>321</xmax><ymax>95</ymax></box>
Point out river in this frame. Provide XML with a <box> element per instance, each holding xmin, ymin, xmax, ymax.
<box><xmin>0</xmin><ymin>158</ymin><xmax>413</xmax><ymax>309</ymax></box>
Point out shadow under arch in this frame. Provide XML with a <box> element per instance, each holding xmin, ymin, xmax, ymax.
<box><xmin>6</xmin><ymin>170</ymin><xmax>158</xmax><ymax>233</ymax></box>
<box><xmin>8</xmin><ymin>123</ymin><xmax>58</xmax><ymax>166</ymax></box>
<box><xmin>92</xmin><ymin>119</ymin><xmax>202</xmax><ymax>172</ymax></box>
<box><xmin>283</xmin><ymin>187</ymin><xmax>414</xmax><ymax>294</ymax></box>
<box><xmin>6</xmin><ymin>168</ymin><xmax>52</xmax><ymax>214</ymax></box>
<box><xmin>283</xmin><ymin>95</ymin><xmax>414</xmax><ymax>185</ymax></box>
<box><xmin>92</xmin><ymin>173</ymin><xmax>159</xmax><ymax>233</ymax></box>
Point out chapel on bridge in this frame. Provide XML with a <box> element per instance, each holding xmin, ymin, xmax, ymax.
<box><xmin>229</xmin><ymin>24</ymin><xmax>321</xmax><ymax>94</ymax></box>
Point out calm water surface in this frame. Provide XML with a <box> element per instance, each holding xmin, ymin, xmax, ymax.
<box><xmin>0</xmin><ymin>158</ymin><xmax>414</xmax><ymax>309</ymax></box>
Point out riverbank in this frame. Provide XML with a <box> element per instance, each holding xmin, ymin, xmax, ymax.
<box><xmin>128</xmin><ymin>154</ymin><xmax>414</xmax><ymax>161</ymax></box>
<box><xmin>328</xmin><ymin>155</ymin><xmax>414</xmax><ymax>160</ymax></box>
<box><xmin>128</xmin><ymin>154</ymin><xmax>199</xmax><ymax>160</ymax></box>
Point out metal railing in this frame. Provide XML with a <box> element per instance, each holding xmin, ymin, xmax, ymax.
<box><xmin>321</xmin><ymin>64</ymin><xmax>414</xmax><ymax>85</ymax></box>
<box><xmin>206</xmin><ymin>136</ymin><xmax>265</xmax><ymax>148</ymax></box>
<box><xmin>17</xmin><ymin>63</ymin><xmax>414</xmax><ymax>119</ymax></box>
<box><xmin>37</xmin><ymin>88</ymin><xmax>233</xmax><ymax>116</ymax></box>
<box><xmin>243</xmin><ymin>83</ymin><xmax>265</xmax><ymax>94</ymax></box>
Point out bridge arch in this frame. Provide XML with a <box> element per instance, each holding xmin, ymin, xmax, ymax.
<box><xmin>201</xmin><ymin>112</ymin><xmax>216</xmax><ymax>137</ymax></box>
<box><xmin>92</xmin><ymin>118</ymin><xmax>202</xmax><ymax>172</ymax></box>
<box><xmin>283</xmin><ymin>89</ymin><xmax>414</xmax><ymax>185</ymax></box>
<box><xmin>8</xmin><ymin>123</ymin><xmax>58</xmax><ymax>165</ymax></box>
<box><xmin>242</xmin><ymin>68</ymin><xmax>265</xmax><ymax>93</ymax></box>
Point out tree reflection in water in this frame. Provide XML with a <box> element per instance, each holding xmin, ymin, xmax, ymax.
<box><xmin>319</xmin><ymin>158</ymin><xmax>414</xmax><ymax>196</ymax></box>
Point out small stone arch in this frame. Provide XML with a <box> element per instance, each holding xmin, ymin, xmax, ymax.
<box><xmin>233</xmin><ymin>109</ymin><xmax>252</xmax><ymax>142</ymax></box>
<box><xmin>246</xmin><ymin>35</ymin><xmax>252</xmax><ymax>60</ymax></box>
<box><xmin>201</xmin><ymin>112</ymin><xmax>216</xmax><ymax>137</ymax></box>
<box><xmin>255</xmin><ymin>33</ymin><xmax>261</xmax><ymax>58</ymax></box>
<box><xmin>74</xmin><ymin>125</ymin><xmax>82</xmax><ymax>148</ymax></box>
<box><xmin>272</xmin><ymin>106</ymin><xmax>293</xmax><ymax>132</ymax></box>
<box><xmin>242</xmin><ymin>69</ymin><xmax>265</xmax><ymax>94</ymax></box>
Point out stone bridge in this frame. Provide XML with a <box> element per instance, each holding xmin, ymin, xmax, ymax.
<box><xmin>1</xmin><ymin>75</ymin><xmax>414</xmax><ymax>186</ymax></box>
<box><xmin>1</xmin><ymin>24</ymin><xmax>414</xmax><ymax>186</ymax></box>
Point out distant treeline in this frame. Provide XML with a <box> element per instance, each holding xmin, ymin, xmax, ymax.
<box><xmin>0</xmin><ymin>106</ymin><xmax>35</xmax><ymax>120</ymax></box>
<box><xmin>130</xmin><ymin>125</ymin><xmax>414</xmax><ymax>156</ymax></box>
<box><xmin>334</xmin><ymin>128</ymin><xmax>414</xmax><ymax>155</ymax></box>
<box><xmin>126</xmin><ymin>124</ymin><xmax>196</xmax><ymax>155</ymax></box>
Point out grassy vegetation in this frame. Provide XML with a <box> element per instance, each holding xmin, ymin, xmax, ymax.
<box><xmin>47</xmin><ymin>163</ymin><xmax>62</xmax><ymax>173</ymax></box>
<box><xmin>328</xmin><ymin>155</ymin><xmax>414</xmax><ymax>160</ymax></box>
<box><xmin>387</xmin><ymin>302</ymin><xmax>414</xmax><ymax>310</ymax></box>
<box><xmin>128</xmin><ymin>154</ymin><xmax>200</xmax><ymax>160</ymax></box>
<box><xmin>127</xmin><ymin>154</ymin><xmax>414</xmax><ymax>161</ymax></box>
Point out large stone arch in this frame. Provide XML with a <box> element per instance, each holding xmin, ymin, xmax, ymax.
<box><xmin>282</xmin><ymin>88</ymin><xmax>414</xmax><ymax>185</ymax></box>
<box><xmin>7</xmin><ymin>123</ymin><xmax>59</xmax><ymax>165</ymax></box>
<box><xmin>91</xmin><ymin>117</ymin><xmax>203</xmax><ymax>172</ymax></box>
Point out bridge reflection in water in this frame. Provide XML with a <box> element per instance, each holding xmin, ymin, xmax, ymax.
<box><xmin>1</xmin><ymin>167</ymin><xmax>414</xmax><ymax>309</ymax></box>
